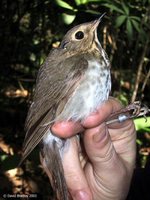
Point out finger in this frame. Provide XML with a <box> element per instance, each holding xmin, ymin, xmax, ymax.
<box><xmin>83</xmin><ymin>124</ymin><xmax>126</xmax><ymax>191</ymax></box>
<box><xmin>62</xmin><ymin>137</ymin><xmax>92</xmax><ymax>200</ymax></box>
<box><xmin>108</xmin><ymin>120</ymin><xmax>136</xmax><ymax>168</ymax></box>
<box><xmin>84</xmin><ymin>123</ymin><xmax>115</xmax><ymax>165</ymax></box>
<box><xmin>82</xmin><ymin>97</ymin><xmax>123</xmax><ymax>128</ymax></box>
<box><xmin>51</xmin><ymin>121</ymin><xmax>84</xmax><ymax>138</ymax></box>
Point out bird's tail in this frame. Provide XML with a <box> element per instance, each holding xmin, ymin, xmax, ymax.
<box><xmin>40</xmin><ymin>139</ymin><xmax>70</xmax><ymax>200</ymax></box>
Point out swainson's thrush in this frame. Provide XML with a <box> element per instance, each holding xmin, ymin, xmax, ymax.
<box><xmin>20</xmin><ymin>16</ymin><xmax>111</xmax><ymax>199</ymax></box>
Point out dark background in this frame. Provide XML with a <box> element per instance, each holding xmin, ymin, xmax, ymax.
<box><xmin>0</xmin><ymin>0</ymin><xmax>150</xmax><ymax>199</ymax></box>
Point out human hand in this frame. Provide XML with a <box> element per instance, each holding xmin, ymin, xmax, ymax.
<box><xmin>51</xmin><ymin>97</ymin><xmax>136</xmax><ymax>200</ymax></box>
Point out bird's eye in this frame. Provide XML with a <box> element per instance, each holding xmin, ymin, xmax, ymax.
<box><xmin>75</xmin><ymin>31</ymin><xmax>84</xmax><ymax>40</ymax></box>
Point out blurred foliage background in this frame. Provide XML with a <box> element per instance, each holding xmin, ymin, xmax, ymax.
<box><xmin>0</xmin><ymin>0</ymin><xmax>150</xmax><ymax>199</ymax></box>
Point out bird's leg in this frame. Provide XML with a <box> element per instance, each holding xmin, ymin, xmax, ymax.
<box><xmin>106</xmin><ymin>101</ymin><xmax>150</xmax><ymax>125</ymax></box>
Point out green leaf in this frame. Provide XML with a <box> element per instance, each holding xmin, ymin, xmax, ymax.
<box><xmin>126</xmin><ymin>18</ymin><xmax>133</xmax><ymax>39</ymax></box>
<box><xmin>121</xmin><ymin>2</ymin><xmax>129</xmax><ymax>15</ymax></box>
<box><xmin>62</xmin><ymin>13</ymin><xmax>76</xmax><ymax>24</ymax></box>
<box><xmin>134</xmin><ymin>117</ymin><xmax>150</xmax><ymax>132</ymax></box>
<box><xmin>115</xmin><ymin>15</ymin><xmax>126</xmax><ymax>27</ymax></box>
<box><xmin>81</xmin><ymin>0</ymin><xmax>88</xmax><ymax>4</ymax></box>
<box><xmin>1</xmin><ymin>155</ymin><xmax>21</xmax><ymax>171</ymax></box>
<box><xmin>130</xmin><ymin>16</ymin><xmax>140</xmax><ymax>22</ymax></box>
<box><xmin>117</xmin><ymin>93</ymin><xmax>128</xmax><ymax>106</ymax></box>
<box><xmin>86</xmin><ymin>0</ymin><xmax>105</xmax><ymax>2</ymax></box>
<box><xmin>136</xmin><ymin>139</ymin><xmax>143</xmax><ymax>145</ymax></box>
<box><xmin>75</xmin><ymin>0</ymin><xmax>81</xmax><ymax>5</ymax></box>
<box><xmin>75</xmin><ymin>0</ymin><xmax>88</xmax><ymax>5</ymax></box>
<box><xmin>131</xmin><ymin>19</ymin><xmax>140</xmax><ymax>32</ymax></box>
<box><xmin>0</xmin><ymin>154</ymin><xmax>8</xmax><ymax>161</ymax></box>
<box><xmin>103</xmin><ymin>3</ymin><xmax>124</xmax><ymax>14</ymax></box>
<box><xmin>85</xmin><ymin>9</ymin><xmax>101</xmax><ymax>15</ymax></box>
<box><xmin>55</xmin><ymin>0</ymin><xmax>74</xmax><ymax>10</ymax></box>
<box><xmin>140</xmin><ymin>28</ymin><xmax>147</xmax><ymax>42</ymax></box>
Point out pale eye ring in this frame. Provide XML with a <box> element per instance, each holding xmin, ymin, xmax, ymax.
<box><xmin>75</xmin><ymin>31</ymin><xmax>84</xmax><ymax>40</ymax></box>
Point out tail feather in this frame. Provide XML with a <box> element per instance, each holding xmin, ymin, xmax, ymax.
<box><xmin>41</xmin><ymin>140</ymin><xmax>70</xmax><ymax>200</ymax></box>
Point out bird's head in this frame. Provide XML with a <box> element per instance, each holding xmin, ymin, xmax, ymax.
<box><xmin>59</xmin><ymin>15</ymin><xmax>105</xmax><ymax>55</ymax></box>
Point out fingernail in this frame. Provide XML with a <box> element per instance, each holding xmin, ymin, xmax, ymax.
<box><xmin>73</xmin><ymin>191</ymin><xmax>91</xmax><ymax>200</ymax></box>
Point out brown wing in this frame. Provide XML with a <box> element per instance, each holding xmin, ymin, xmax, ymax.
<box><xmin>20</xmin><ymin>51</ymin><xmax>88</xmax><ymax>164</ymax></box>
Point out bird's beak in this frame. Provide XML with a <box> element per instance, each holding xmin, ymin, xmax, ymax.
<box><xmin>91</xmin><ymin>13</ymin><xmax>106</xmax><ymax>31</ymax></box>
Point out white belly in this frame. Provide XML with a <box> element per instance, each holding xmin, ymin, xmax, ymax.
<box><xmin>56</xmin><ymin>60</ymin><xmax>111</xmax><ymax>121</ymax></box>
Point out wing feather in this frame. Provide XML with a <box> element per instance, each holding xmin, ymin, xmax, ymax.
<box><xmin>20</xmin><ymin>52</ymin><xmax>88</xmax><ymax>164</ymax></box>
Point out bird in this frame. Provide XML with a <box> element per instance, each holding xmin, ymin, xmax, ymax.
<box><xmin>20</xmin><ymin>15</ymin><xmax>111</xmax><ymax>199</ymax></box>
